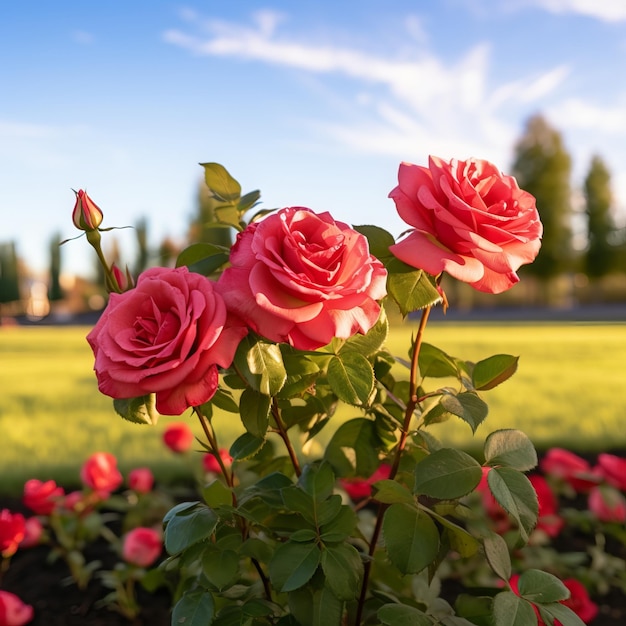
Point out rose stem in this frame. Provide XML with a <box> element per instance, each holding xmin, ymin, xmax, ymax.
<box><xmin>194</xmin><ymin>406</ymin><xmax>235</xmax><ymax>490</ymax></box>
<box><xmin>354</xmin><ymin>303</ymin><xmax>432</xmax><ymax>626</ymax></box>
<box><xmin>271</xmin><ymin>399</ymin><xmax>302</xmax><ymax>477</ymax></box>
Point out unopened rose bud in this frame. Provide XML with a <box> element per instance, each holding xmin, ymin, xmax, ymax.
<box><xmin>72</xmin><ymin>189</ymin><xmax>103</xmax><ymax>231</ymax></box>
<box><xmin>108</xmin><ymin>263</ymin><xmax>134</xmax><ymax>293</ymax></box>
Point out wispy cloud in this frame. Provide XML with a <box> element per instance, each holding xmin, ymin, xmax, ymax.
<box><xmin>529</xmin><ymin>0</ymin><xmax>626</xmax><ymax>22</ymax></box>
<box><xmin>163</xmin><ymin>10</ymin><xmax>569</xmax><ymax>165</ymax></box>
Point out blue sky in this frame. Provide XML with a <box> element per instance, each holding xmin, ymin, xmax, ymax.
<box><xmin>2</xmin><ymin>0</ymin><xmax>626</xmax><ymax>278</ymax></box>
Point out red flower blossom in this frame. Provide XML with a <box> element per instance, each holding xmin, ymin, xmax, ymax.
<box><xmin>340</xmin><ymin>464</ymin><xmax>392</xmax><ymax>501</ymax></box>
<box><xmin>80</xmin><ymin>452</ymin><xmax>123</xmax><ymax>494</ymax></box>
<box><xmin>122</xmin><ymin>527</ymin><xmax>162</xmax><ymax>568</ymax></box>
<box><xmin>0</xmin><ymin>510</ymin><xmax>25</xmax><ymax>558</ymax></box>
<box><xmin>163</xmin><ymin>422</ymin><xmax>195</xmax><ymax>454</ymax></box>
<box><xmin>22</xmin><ymin>479</ymin><xmax>64</xmax><ymax>515</ymax></box>
<box><xmin>529</xmin><ymin>474</ymin><xmax>564</xmax><ymax>538</ymax></box>
<box><xmin>0</xmin><ymin>590</ymin><xmax>34</xmax><ymax>626</ymax></box>
<box><xmin>202</xmin><ymin>448</ymin><xmax>233</xmax><ymax>474</ymax></box>
<box><xmin>540</xmin><ymin>448</ymin><xmax>599</xmax><ymax>493</ymax></box>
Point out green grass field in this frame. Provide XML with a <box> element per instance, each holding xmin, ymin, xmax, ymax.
<box><xmin>1</xmin><ymin>322</ymin><xmax>625</xmax><ymax>495</ymax></box>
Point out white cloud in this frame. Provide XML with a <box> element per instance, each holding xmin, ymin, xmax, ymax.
<box><xmin>548</xmin><ymin>97</ymin><xmax>626</xmax><ymax>133</ymax></box>
<box><xmin>529</xmin><ymin>0</ymin><xmax>626</xmax><ymax>22</ymax></box>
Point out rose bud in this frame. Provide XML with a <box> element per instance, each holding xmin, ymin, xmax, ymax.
<box><xmin>163</xmin><ymin>422</ymin><xmax>195</xmax><ymax>454</ymax></box>
<box><xmin>80</xmin><ymin>452</ymin><xmax>123</xmax><ymax>494</ymax></box>
<box><xmin>0</xmin><ymin>591</ymin><xmax>34</xmax><ymax>626</ymax></box>
<box><xmin>72</xmin><ymin>189</ymin><xmax>103</xmax><ymax>231</ymax></box>
<box><xmin>127</xmin><ymin>467</ymin><xmax>154</xmax><ymax>494</ymax></box>
<box><xmin>122</xmin><ymin>527</ymin><xmax>162</xmax><ymax>568</ymax></box>
<box><xmin>202</xmin><ymin>448</ymin><xmax>233</xmax><ymax>474</ymax></box>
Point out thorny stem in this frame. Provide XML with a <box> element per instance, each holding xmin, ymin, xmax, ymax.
<box><xmin>194</xmin><ymin>406</ymin><xmax>235</xmax><ymax>491</ymax></box>
<box><xmin>354</xmin><ymin>303</ymin><xmax>432</xmax><ymax>626</ymax></box>
<box><xmin>271</xmin><ymin>399</ymin><xmax>302</xmax><ymax>477</ymax></box>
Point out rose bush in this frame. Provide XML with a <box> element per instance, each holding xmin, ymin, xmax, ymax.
<box><xmin>389</xmin><ymin>156</ymin><xmax>543</xmax><ymax>293</ymax></box>
<box><xmin>38</xmin><ymin>158</ymin><xmax>614</xmax><ymax>626</ymax></box>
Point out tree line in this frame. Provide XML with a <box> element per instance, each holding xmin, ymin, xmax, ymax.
<box><xmin>1</xmin><ymin>112</ymin><xmax>625</xmax><ymax>316</ymax></box>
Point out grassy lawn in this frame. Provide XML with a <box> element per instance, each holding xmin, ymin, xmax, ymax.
<box><xmin>1</xmin><ymin>322</ymin><xmax>625</xmax><ymax>495</ymax></box>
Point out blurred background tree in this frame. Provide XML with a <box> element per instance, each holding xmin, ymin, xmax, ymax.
<box><xmin>583</xmin><ymin>155</ymin><xmax>616</xmax><ymax>279</ymax></box>
<box><xmin>511</xmin><ymin>114</ymin><xmax>573</xmax><ymax>283</ymax></box>
<box><xmin>47</xmin><ymin>232</ymin><xmax>64</xmax><ymax>303</ymax></box>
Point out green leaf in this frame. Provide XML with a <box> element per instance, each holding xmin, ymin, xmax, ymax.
<box><xmin>240</xmin><ymin>388</ymin><xmax>271</xmax><ymax>438</ymax></box>
<box><xmin>327</xmin><ymin>352</ymin><xmax>374</xmax><ymax>406</ymax></box>
<box><xmin>279</xmin><ymin>347</ymin><xmax>320</xmax><ymax>398</ymax></box>
<box><xmin>386</xmin><ymin>259</ymin><xmax>442</xmax><ymax>316</ymax></box>
<box><xmin>172</xmin><ymin>589</ymin><xmax>215</xmax><ymax>626</ymax></box>
<box><xmin>269</xmin><ymin>542</ymin><xmax>321</xmax><ymax>592</ymax></box>
<box><xmin>382</xmin><ymin>503</ymin><xmax>439</xmax><ymax>574</ymax></box>
<box><xmin>234</xmin><ymin>335</ymin><xmax>287</xmax><ymax>396</ymax></box>
<box><xmin>518</xmin><ymin>569</ymin><xmax>570</xmax><ymax>603</ymax></box>
<box><xmin>353</xmin><ymin>224</ymin><xmax>396</xmax><ymax>261</ymax></box>
<box><xmin>321</xmin><ymin>543</ymin><xmax>363</xmax><ymax>600</ymax></box>
<box><xmin>238</xmin><ymin>189</ymin><xmax>261</xmax><ymax>212</ymax></box>
<box><xmin>537</xmin><ymin>602</ymin><xmax>586</xmax><ymax>626</ymax></box>
<box><xmin>473</xmin><ymin>354</ymin><xmax>519</xmax><ymax>391</ymax></box>
<box><xmin>371</xmin><ymin>479</ymin><xmax>415</xmax><ymax>505</ymax></box>
<box><xmin>299</xmin><ymin>462</ymin><xmax>335</xmax><ymax>503</ymax></box>
<box><xmin>484</xmin><ymin>429</ymin><xmax>538</xmax><ymax>471</ymax></box>
<box><xmin>164</xmin><ymin>502</ymin><xmax>218</xmax><ymax>555</ymax></box>
<box><xmin>488</xmin><ymin>468</ymin><xmax>539</xmax><ymax>543</ymax></box>
<box><xmin>175</xmin><ymin>242</ymin><xmax>230</xmax><ymax>275</ymax></box>
<box><xmin>319</xmin><ymin>505</ymin><xmax>357</xmax><ymax>543</ymax></box>
<box><xmin>201</xmin><ymin>479</ymin><xmax>233</xmax><ymax>508</ymax></box>
<box><xmin>483</xmin><ymin>532</ymin><xmax>512</xmax><ymax>581</ymax></box>
<box><xmin>204</xmin><ymin>387</ymin><xmax>239</xmax><ymax>413</ymax></box>
<box><xmin>202</xmin><ymin>547</ymin><xmax>240</xmax><ymax>591</ymax></box>
<box><xmin>440</xmin><ymin>391</ymin><xmax>488</xmax><ymax>432</ymax></box>
<box><xmin>201</xmin><ymin>162</ymin><xmax>241</xmax><ymax>202</ymax></box>
<box><xmin>377</xmin><ymin>603</ymin><xmax>433</xmax><ymax>626</ymax></box>
<box><xmin>339</xmin><ymin>307</ymin><xmax>389</xmax><ymax>357</ymax></box>
<box><xmin>433</xmin><ymin>514</ymin><xmax>480</xmax><ymax>558</ymax></box>
<box><xmin>113</xmin><ymin>395</ymin><xmax>158</xmax><ymax>425</ymax></box>
<box><xmin>418</xmin><ymin>343</ymin><xmax>459</xmax><ymax>378</ymax></box>
<box><xmin>492</xmin><ymin>591</ymin><xmax>538</xmax><ymax>626</ymax></box>
<box><xmin>230</xmin><ymin>432</ymin><xmax>266</xmax><ymax>461</ymax></box>
<box><xmin>413</xmin><ymin>448</ymin><xmax>483</xmax><ymax>499</ymax></box>
<box><xmin>324</xmin><ymin>418</ymin><xmax>381</xmax><ymax>477</ymax></box>
<box><xmin>288</xmin><ymin>586</ymin><xmax>343</xmax><ymax>626</ymax></box>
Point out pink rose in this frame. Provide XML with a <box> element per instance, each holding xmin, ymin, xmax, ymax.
<box><xmin>540</xmin><ymin>448</ymin><xmax>599</xmax><ymax>493</ymax></box>
<box><xmin>80</xmin><ymin>452</ymin><xmax>123</xmax><ymax>494</ymax></box>
<box><xmin>72</xmin><ymin>189</ymin><xmax>103</xmax><ymax>231</ymax></box>
<box><xmin>22</xmin><ymin>479</ymin><xmax>64</xmax><ymax>515</ymax></box>
<box><xmin>595</xmin><ymin>453</ymin><xmax>626</xmax><ymax>491</ymax></box>
<box><xmin>389</xmin><ymin>157</ymin><xmax>542</xmax><ymax>294</ymax></box>
<box><xmin>529</xmin><ymin>474</ymin><xmax>564</xmax><ymax>538</ymax></box>
<box><xmin>561</xmin><ymin>579</ymin><xmax>598</xmax><ymax>624</ymax></box>
<box><xmin>127</xmin><ymin>467</ymin><xmax>154</xmax><ymax>494</ymax></box>
<box><xmin>0</xmin><ymin>510</ymin><xmax>25</xmax><ymax>558</ymax></box>
<box><xmin>217</xmin><ymin>208</ymin><xmax>387</xmax><ymax>350</ymax></box>
<box><xmin>122</xmin><ymin>527</ymin><xmax>162</xmax><ymax>568</ymax></box>
<box><xmin>163</xmin><ymin>422</ymin><xmax>195</xmax><ymax>454</ymax></box>
<box><xmin>19</xmin><ymin>517</ymin><xmax>44</xmax><ymax>549</ymax></box>
<box><xmin>87</xmin><ymin>266</ymin><xmax>247</xmax><ymax>415</ymax></box>
<box><xmin>340</xmin><ymin>464</ymin><xmax>392</xmax><ymax>501</ymax></box>
<box><xmin>202</xmin><ymin>448</ymin><xmax>233</xmax><ymax>474</ymax></box>
<box><xmin>0</xmin><ymin>591</ymin><xmax>34</xmax><ymax>626</ymax></box>
<box><xmin>588</xmin><ymin>485</ymin><xmax>626</xmax><ymax>523</ymax></box>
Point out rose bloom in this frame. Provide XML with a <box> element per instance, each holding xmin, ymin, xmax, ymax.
<box><xmin>22</xmin><ymin>479</ymin><xmax>64</xmax><ymax>515</ymax></box>
<box><xmin>389</xmin><ymin>157</ymin><xmax>542</xmax><ymax>294</ymax></box>
<box><xmin>80</xmin><ymin>452</ymin><xmax>123</xmax><ymax>494</ymax></box>
<box><xmin>19</xmin><ymin>517</ymin><xmax>44</xmax><ymax>549</ymax></box>
<box><xmin>0</xmin><ymin>591</ymin><xmax>34</xmax><ymax>626</ymax></box>
<box><xmin>217</xmin><ymin>207</ymin><xmax>387</xmax><ymax>350</ymax></box>
<box><xmin>0</xmin><ymin>510</ymin><xmax>25</xmax><ymax>558</ymax></box>
<box><xmin>202</xmin><ymin>448</ymin><xmax>233</xmax><ymax>474</ymax></box>
<box><xmin>127</xmin><ymin>467</ymin><xmax>154</xmax><ymax>494</ymax></box>
<box><xmin>529</xmin><ymin>474</ymin><xmax>564</xmax><ymax>538</ymax></box>
<box><xmin>595</xmin><ymin>453</ymin><xmax>626</xmax><ymax>491</ymax></box>
<box><xmin>588</xmin><ymin>485</ymin><xmax>626</xmax><ymax>523</ymax></box>
<box><xmin>340</xmin><ymin>464</ymin><xmax>392</xmax><ymax>501</ymax></box>
<box><xmin>163</xmin><ymin>422</ymin><xmax>195</xmax><ymax>454</ymax></box>
<box><xmin>87</xmin><ymin>266</ymin><xmax>247</xmax><ymax>416</ymax></box>
<box><xmin>122</xmin><ymin>527</ymin><xmax>162</xmax><ymax>568</ymax></box>
<box><xmin>540</xmin><ymin>448</ymin><xmax>599</xmax><ymax>493</ymax></box>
